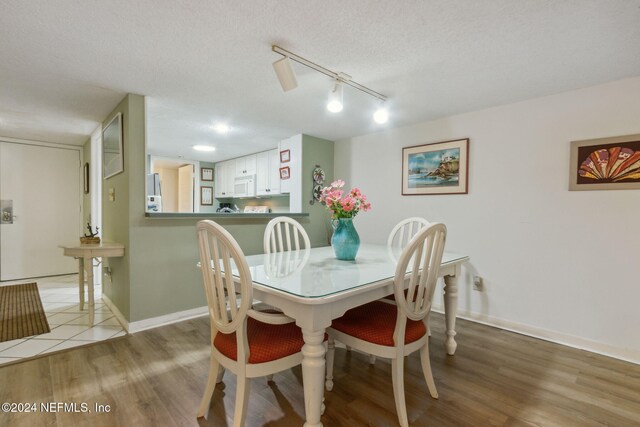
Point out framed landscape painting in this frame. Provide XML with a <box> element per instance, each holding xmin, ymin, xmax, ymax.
<box><xmin>402</xmin><ymin>138</ymin><xmax>469</xmax><ymax>195</ymax></box>
<box><xmin>569</xmin><ymin>134</ymin><xmax>640</xmax><ymax>191</ymax></box>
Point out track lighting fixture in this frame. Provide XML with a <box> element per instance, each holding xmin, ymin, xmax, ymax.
<box><xmin>272</xmin><ymin>45</ymin><xmax>389</xmax><ymax>123</ymax></box>
<box><xmin>327</xmin><ymin>80</ymin><xmax>344</xmax><ymax>113</ymax></box>
<box><xmin>272</xmin><ymin>56</ymin><xmax>298</xmax><ymax>92</ymax></box>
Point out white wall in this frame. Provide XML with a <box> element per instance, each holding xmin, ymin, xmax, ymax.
<box><xmin>335</xmin><ymin>76</ymin><xmax>640</xmax><ymax>363</ymax></box>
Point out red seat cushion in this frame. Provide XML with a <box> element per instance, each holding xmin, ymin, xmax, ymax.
<box><xmin>384</xmin><ymin>288</ymin><xmax>419</xmax><ymax>302</ymax></box>
<box><xmin>331</xmin><ymin>301</ymin><xmax>426</xmax><ymax>346</ymax></box>
<box><xmin>214</xmin><ymin>317</ymin><xmax>304</xmax><ymax>364</ymax></box>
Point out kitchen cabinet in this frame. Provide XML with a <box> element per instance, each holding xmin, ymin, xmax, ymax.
<box><xmin>235</xmin><ymin>154</ymin><xmax>256</xmax><ymax>177</ymax></box>
<box><xmin>256</xmin><ymin>149</ymin><xmax>281</xmax><ymax>196</ymax></box>
<box><xmin>214</xmin><ymin>160</ymin><xmax>235</xmax><ymax>198</ymax></box>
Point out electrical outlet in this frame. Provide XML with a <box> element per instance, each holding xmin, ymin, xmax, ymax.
<box><xmin>473</xmin><ymin>276</ymin><xmax>483</xmax><ymax>291</ymax></box>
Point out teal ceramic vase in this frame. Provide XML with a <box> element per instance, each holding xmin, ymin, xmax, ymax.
<box><xmin>331</xmin><ymin>218</ymin><xmax>360</xmax><ymax>261</ymax></box>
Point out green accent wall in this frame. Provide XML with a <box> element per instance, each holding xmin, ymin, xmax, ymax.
<box><xmin>101</xmin><ymin>94</ymin><xmax>141</xmax><ymax>320</ymax></box>
<box><xmin>199</xmin><ymin>161</ymin><xmax>217</xmax><ymax>213</ymax></box>
<box><xmin>101</xmin><ymin>95</ymin><xmax>335</xmax><ymax>322</ymax></box>
<box><xmin>301</xmin><ymin>135</ymin><xmax>334</xmax><ymax>246</ymax></box>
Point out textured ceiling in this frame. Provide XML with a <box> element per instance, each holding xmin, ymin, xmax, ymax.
<box><xmin>1</xmin><ymin>1</ymin><xmax>640</xmax><ymax>161</ymax></box>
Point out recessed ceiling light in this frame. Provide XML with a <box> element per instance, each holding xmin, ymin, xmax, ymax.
<box><xmin>193</xmin><ymin>145</ymin><xmax>216</xmax><ymax>152</ymax></box>
<box><xmin>212</xmin><ymin>123</ymin><xmax>230</xmax><ymax>134</ymax></box>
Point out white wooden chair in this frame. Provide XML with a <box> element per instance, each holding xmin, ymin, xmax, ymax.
<box><xmin>325</xmin><ymin>223</ymin><xmax>447</xmax><ymax>427</ymax></box>
<box><xmin>354</xmin><ymin>216</ymin><xmax>430</xmax><ymax>363</ymax></box>
<box><xmin>196</xmin><ymin>220</ymin><xmax>305</xmax><ymax>425</ymax></box>
<box><xmin>387</xmin><ymin>217</ymin><xmax>431</xmax><ymax>262</ymax></box>
<box><xmin>264</xmin><ymin>216</ymin><xmax>311</xmax><ymax>254</ymax></box>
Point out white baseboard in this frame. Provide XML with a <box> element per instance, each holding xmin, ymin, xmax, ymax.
<box><xmin>102</xmin><ymin>295</ymin><xmax>638</xmax><ymax>365</ymax></box>
<box><xmin>127</xmin><ymin>306</ymin><xmax>208</xmax><ymax>333</ymax></box>
<box><xmin>432</xmin><ymin>304</ymin><xmax>640</xmax><ymax>365</ymax></box>
<box><xmin>102</xmin><ymin>295</ymin><xmax>208</xmax><ymax>333</ymax></box>
<box><xmin>101</xmin><ymin>294</ymin><xmax>130</xmax><ymax>331</ymax></box>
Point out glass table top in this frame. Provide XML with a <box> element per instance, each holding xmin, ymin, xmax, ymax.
<box><xmin>239</xmin><ymin>244</ymin><xmax>468</xmax><ymax>299</ymax></box>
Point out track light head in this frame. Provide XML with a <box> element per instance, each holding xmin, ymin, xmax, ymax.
<box><xmin>272</xmin><ymin>56</ymin><xmax>298</xmax><ymax>92</ymax></box>
<box><xmin>327</xmin><ymin>80</ymin><xmax>344</xmax><ymax>113</ymax></box>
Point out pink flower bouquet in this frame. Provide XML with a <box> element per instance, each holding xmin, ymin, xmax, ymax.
<box><xmin>319</xmin><ymin>180</ymin><xmax>372</xmax><ymax>219</ymax></box>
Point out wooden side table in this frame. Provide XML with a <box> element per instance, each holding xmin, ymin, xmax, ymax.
<box><xmin>60</xmin><ymin>242</ymin><xmax>125</xmax><ymax>326</ymax></box>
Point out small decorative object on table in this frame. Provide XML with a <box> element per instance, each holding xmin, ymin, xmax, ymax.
<box><xmin>319</xmin><ymin>180</ymin><xmax>371</xmax><ymax>260</ymax></box>
<box><xmin>80</xmin><ymin>222</ymin><xmax>101</xmax><ymax>244</ymax></box>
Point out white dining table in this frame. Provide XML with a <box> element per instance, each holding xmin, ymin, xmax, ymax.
<box><xmin>240</xmin><ymin>244</ymin><xmax>469</xmax><ymax>427</ymax></box>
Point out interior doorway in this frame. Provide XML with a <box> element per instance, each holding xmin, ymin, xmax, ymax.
<box><xmin>149</xmin><ymin>156</ymin><xmax>199</xmax><ymax>213</ymax></box>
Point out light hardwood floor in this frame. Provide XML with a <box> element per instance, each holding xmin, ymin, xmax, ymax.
<box><xmin>0</xmin><ymin>313</ymin><xmax>638</xmax><ymax>427</ymax></box>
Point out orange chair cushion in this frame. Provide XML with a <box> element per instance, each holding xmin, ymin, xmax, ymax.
<box><xmin>214</xmin><ymin>317</ymin><xmax>304</xmax><ymax>364</ymax></box>
<box><xmin>331</xmin><ymin>301</ymin><xmax>426</xmax><ymax>346</ymax></box>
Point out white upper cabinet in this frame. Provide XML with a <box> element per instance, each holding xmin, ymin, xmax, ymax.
<box><xmin>256</xmin><ymin>149</ymin><xmax>281</xmax><ymax>196</ymax></box>
<box><xmin>214</xmin><ymin>160</ymin><xmax>236</xmax><ymax>198</ymax></box>
<box><xmin>235</xmin><ymin>154</ymin><xmax>256</xmax><ymax>177</ymax></box>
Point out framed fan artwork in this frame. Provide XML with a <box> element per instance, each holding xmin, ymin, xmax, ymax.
<box><xmin>569</xmin><ymin>134</ymin><xmax>640</xmax><ymax>191</ymax></box>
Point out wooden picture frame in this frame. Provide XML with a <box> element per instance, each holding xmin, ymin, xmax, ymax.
<box><xmin>569</xmin><ymin>134</ymin><xmax>640</xmax><ymax>191</ymax></box>
<box><xmin>402</xmin><ymin>138</ymin><xmax>469</xmax><ymax>195</ymax></box>
<box><xmin>279</xmin><ymin>166</ymin><xmax>290</xmax><ymax>180</ymax></box>
<box><xmin>83</xmin><ymin>162</ymin><xmax>90</xmax><ymax>194</ymax></box>
<box><xmin>280</xmin><ymin>149</ymin><xmax>291</xmax><ymax>163</ymax></box>
<box><xmin>201</xmin><ymin>186</ymin><xmax>213</xmax><ymax>205</ymax></box>
<box><xmin>103</xmin><ymin>112</ymin><xmax>124</xmax><ymax>179</ymax></box>
<box><xmin>201</xmin><ymin>167</ymin><xmax>213</xmax><ymax>181</ymax></box>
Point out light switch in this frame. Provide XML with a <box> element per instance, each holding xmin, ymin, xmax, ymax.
<box><xmin>108</xmin><ymin>188</ymin><xmax>115</xmax><ymax>201</ymax></box>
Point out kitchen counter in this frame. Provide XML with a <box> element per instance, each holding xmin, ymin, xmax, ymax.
<box><xmin>145</xmin><ymin>212</ymin><xmax>309</xmax><ymax>219</ymax></box>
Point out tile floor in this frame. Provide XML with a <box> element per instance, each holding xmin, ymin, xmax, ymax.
<box><xmin>0</xmin><ymin>274</ymin><xmax>126</xmax><ymax>365</ymax></box>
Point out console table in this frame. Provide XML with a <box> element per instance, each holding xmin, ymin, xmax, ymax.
<box><xmin>60</xmin><ymin>242</ymin><xmax>125</xmax><ymax>326</ymax></box>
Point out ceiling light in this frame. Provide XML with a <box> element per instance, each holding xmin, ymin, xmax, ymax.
<box><xmin>373</xmin><ymin>103</ymin><xmax>389</xmax><ymax>124</ymax></box>
<box><xmin>327</xmin><ymin>80</ymin><xmax>343</xmax><ymax>113</ymax></box>
<box><xmin>272</xmin><ymin>56</ymin><xmax>298</xmax><ymax>92</ymax></box>
<box><xmin>272</xmin><ymin>46</ymin><xmax>391</xmax><ymax>120</ymax></box>
<box><xmin>212</xmin><ymin>123</ymin><xmax>230</xmax><ymax>134</ymax></box>
<box><xmin>193</xmin><ymin>145</ymin><xmax>216</xmax><ymax>152</ymax></box>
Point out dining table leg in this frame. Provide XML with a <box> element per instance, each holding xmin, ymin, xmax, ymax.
<box><xmin>301</xmin><ymin>328</ymin><xmax>326</xmax><ymax>427</ymax></box>
<box><xmin>443</xmin><ymin>272</ymin><xmax>459</xmax><ymax>355</ymax></box>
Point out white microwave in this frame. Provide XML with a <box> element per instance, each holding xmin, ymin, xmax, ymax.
<box><xmin>234</xmin><ymin>175</ymin><xmax>255</xmax><ymax>197</ymax></box>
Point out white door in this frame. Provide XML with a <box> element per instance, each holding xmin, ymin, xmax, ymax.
<box><xmin>178</xmin><ymin>164</ymin><xmax>194</xmax><ymax>212</ymax></box>
<box><xmin>0</xmin><ymin>142</ymin><xmax>80</xmax><ymax>280</ymax></box>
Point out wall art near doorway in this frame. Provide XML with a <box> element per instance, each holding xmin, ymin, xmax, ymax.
<box><xmin>569</xmin><ymin>134</ymin><xmax>640</xmax><ymax>191</ymax></box>
<box><xmin>402</xmin><ymin>138</ymin><xmax>469</xmax><ymax>195</ymax></box>
<box><xmin>201</xmin><ymin>167</ymin><xmax>213</xmax><ymax>181</ymax></box>
<box><xmin>201</xmin><ymin>186</ymin><xmax>213</xmax><ymax>205</ymax></box>
<box><xmin>103</xmin><ymin>112</ymin><xmax>124</xmax><ymax>179</ymax></box>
